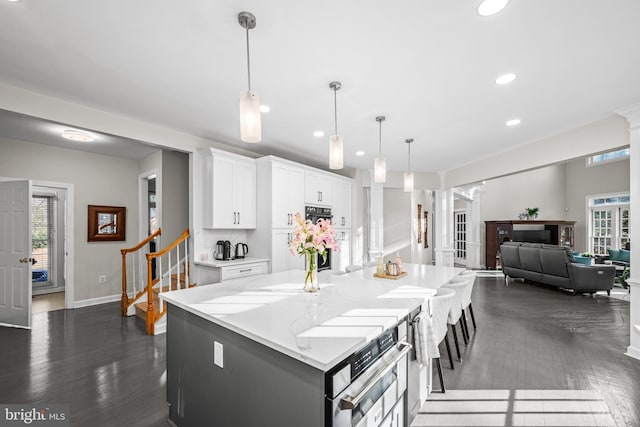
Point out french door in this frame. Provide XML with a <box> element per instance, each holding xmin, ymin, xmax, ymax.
<box><xmin>454</xmin><ymin>210</ymin><xmax>467</xmax><ymax>264</ymax></box>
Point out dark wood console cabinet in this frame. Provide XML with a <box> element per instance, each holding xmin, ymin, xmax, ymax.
<box><xmin>485</xmin><ymin>220</ymin><xmax>575</xmax><ymax>269</ymax></box>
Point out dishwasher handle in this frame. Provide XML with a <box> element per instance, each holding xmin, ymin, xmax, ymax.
<box><xmin>339</xmin><ymin>341</ymin><xmax>411</xmax><ymax>410</ymax></box>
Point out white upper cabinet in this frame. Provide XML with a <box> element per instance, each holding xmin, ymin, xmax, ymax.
<box><xmin>304</xmin><ymin>171</ymin><xmax>333</xmax><ymax>207</ymax></box>
<box><xmin>204</xmin><ymin>150</ymin><xmax>256</xmax><ymax>229</ymax></box>
<box><xmin>332</xmin><ymin>178</ymin><xmax>351</xmax><ymax>229</ymax></box>
<box><xmin>272</xmin><ymin>162</ymin><xmax>305</xmax><ymax>228</ymax></box>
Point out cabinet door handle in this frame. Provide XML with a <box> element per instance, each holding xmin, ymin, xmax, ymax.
<box><xmin>237</xmin><ymin>212</ymin><xmax>240</xmax><ymax>224</ymax></box>
<box><xmin>233</xmin><ymin>212</ymin><xmax>236</xmax><ymax>224</ymax></box>
<box><xmin>239</xmin><ymin>268</ymin><xmax>252</xmax><ymax>273</ymax></box>
<box><xmin>342</xmin><ymin>216</ymin><xmax>345</xmax><ymax>226</ymax></box>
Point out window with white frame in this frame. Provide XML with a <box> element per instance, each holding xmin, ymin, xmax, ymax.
<box><xmin>586</xmin><ymin>148</ymin><xmax>629</xmax><ymax>167</ymax></box>
<box><xmin>587</xmin><ymin>193</ymin><xmax>630</xmax><ymax>255</ymax></box>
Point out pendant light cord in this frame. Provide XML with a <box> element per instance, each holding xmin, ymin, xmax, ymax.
<box><xmin>333</xmin><ymin>88</ymin><xmax>338</xmax><ymax>135</ymax></box>
<box><xmin>245</xmin><ymin>26</ymin><xmax>252</xmax><ymax>91</ymax></box>
<box><xmin>378</xmin><ymin>121</ymin><xmax>382</xmax><ymax>156</ymax></box>
<box><xmin>407</xmin><ymin>141</ymin><xmax>411</xmax><ymax>170</ymax></box>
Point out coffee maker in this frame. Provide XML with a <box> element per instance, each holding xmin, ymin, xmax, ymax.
<box><xmin>215</xmin><ymin>240</ymin><xmax>232</xmax><ymax>260</ymax></box>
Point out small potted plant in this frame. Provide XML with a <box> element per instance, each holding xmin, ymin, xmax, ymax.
<box><xmin>526</xmin><ymin>207</ymin><xmax>539</xmax><ymax>219</ymax></box>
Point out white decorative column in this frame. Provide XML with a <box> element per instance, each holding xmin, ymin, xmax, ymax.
<box><xmin>368</xmin><ymin>169</ymin><xmax>384</xmax><ymax>261</ymax></box>
<box><xmin>466</xmin><ymin>188</ymin><xmax>484</xmax><ymax>269</ymax></box>
<box><xmin>434</xmin><ymin>172</ymin><xmax>455</xmax><ymax>266</ymax></box>
<box><xmin>617</xmin><ymin>101</ymin><xmax>640</xmax><ymax>360</ymax></box>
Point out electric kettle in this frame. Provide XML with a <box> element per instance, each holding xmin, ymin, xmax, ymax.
<box><xmin>235</xmin><ymin>243</ymin><xmax>249</xmax><ymax>259</ymax></box>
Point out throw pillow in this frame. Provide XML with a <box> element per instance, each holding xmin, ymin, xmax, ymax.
<box><xmin>619</xmin><ymin>249</ymin><xmax>631</xmax><ymax>263</ymax></box>
<box><xmin>607</xmin><ymin>248</ymin><xmax>620</xmax><ymax>261</ymax></box>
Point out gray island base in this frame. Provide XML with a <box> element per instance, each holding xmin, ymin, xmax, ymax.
<box><xmin>163</xmin><ymin>266</ymin><xmax>462</xmax><ymax>426</ymax></box>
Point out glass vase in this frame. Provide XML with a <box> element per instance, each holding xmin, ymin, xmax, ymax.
<box><xmin>304</xmin><ymin>255</ymin><xmax>319</xmax><ymax>293</ymax></box>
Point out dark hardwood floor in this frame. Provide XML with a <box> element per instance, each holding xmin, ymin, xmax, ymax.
<box><xmin>0</xmin><ymin>303</ymin><xmax>168</xmax><ymax>427</ymax></box>
<box><xmin>1</xmin><ymin>276</ymin><xmax>638</xmax><ymax>426</ymax></box>
<box><xmin>423</xmin><ymin>275</ymin><xmax>640</xmax><ymax>427</ymax></box>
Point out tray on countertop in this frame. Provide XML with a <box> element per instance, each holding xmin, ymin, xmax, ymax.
<box><xmin>373</xmin><ymin>271</ymin><xmax>407</xmax><ymax>280</ymax></box>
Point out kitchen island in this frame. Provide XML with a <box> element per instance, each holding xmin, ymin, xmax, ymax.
<box><xmin>163</xmin><ymin>264</ymin><xmax>463</xmax><ymax>427</ymax></box>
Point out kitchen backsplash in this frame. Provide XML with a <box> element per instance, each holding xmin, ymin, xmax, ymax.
<box><xmin>196</xmin><ymin>228</ymin><xmax>251</xmax><ymax>261</ymax></box>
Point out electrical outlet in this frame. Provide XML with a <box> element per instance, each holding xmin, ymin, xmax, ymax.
<box><xmin>98</xmin><ymin>275</ymin><xmax>106</xmax><ymax>283</ymax></box>
<box><xmin>214</xmin><ymin>341</ymin><xmax>223</xmax><ymax>368</ymax></box>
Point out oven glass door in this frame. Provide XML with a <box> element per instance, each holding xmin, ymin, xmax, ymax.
<box><xmin>350</xmin><ymin>365</ymin><xmax>397</xmax><ymax>427</ymax></box>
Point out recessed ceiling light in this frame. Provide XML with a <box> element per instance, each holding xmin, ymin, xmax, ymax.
<box><xmin>355</xmin><ymin>150</ymin><xmax>365</xmax><ymax>156</ymax></box>
<box><xmin>495</xmin><ymin>73</ymin><xmax>517</xmax><ymax>85</ymax></box>
<box><xmin>313</xmin><ymin>130</ymin><xmax>324</xmax><ymax>138</ymax></box>
<box><xmin>61</xmin><ymin>129</ymin><xmax>95</xmax><ymax>142</ymax></box>
<box><xmin>506</xmin><ymin>119</ymin><xmax>521</xmax><ymax>127</ymax></box>
<box><xmin>7</xmin><ymin>0</ymin><xmax>21</xmax><ymax>3</ymax></box>
<box><xmin>478</xmin><ymin>0</ymin><xmax>509</xmax><ymax>16</ymax></box>
<box><xmin>259</xmin><ymin>105</ymin><xmax>270</xmax><ymax>113</ymax></box>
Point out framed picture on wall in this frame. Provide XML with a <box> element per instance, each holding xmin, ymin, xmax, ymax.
<box><xmin>88</xmin><ymin>205</ymin><xmax>126</xmax><ymax>242</ymax></box>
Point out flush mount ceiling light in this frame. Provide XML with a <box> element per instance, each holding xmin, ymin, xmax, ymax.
<box><xmin>506</xmin><ymin>118</ymin><xmax>521</xmax><ymax>127</ymax></box>
<box><xmin>374</xmin><ymin>116</ymin><xmax>386</xmax><ymax>183</ymax></box>
<box><xmin>356</xmin><ymin>150</ymin><xmax>365</xmax><ymax>156</ymax></box>
<box><xmin>328</xmin><ymin>81</ymin><xmax>344</xmax><ymax>170</ymax></box>
<box><xmin>404</xmin><ymin>138</ymin><xmax>414</xmax><ymax>193</ymax></box>
<box><xmin>238</xmin><ymin>11</ymin><xmax>261</xmax><ymax>143</ymax></box>
<box><xmin>495</xmin><ymin>72</ymin><xmax>517</xmax><ymax>85</ymax></box>
<box><xmin>259</xmin><ymin>105</ymin><xmax>270</xmax><ymax>113</ymax></box>
<box><xmin>61</xmin><ymin>129</ymin><xmax>94</xmax><ymax>142</ymax></box>
<box><xmin>478</xmin><ymin>0</ymin><xmax>510</xmax><ymax>16</ymax></box>
<box><xmin>313</xmin><ymin>130</ymin><xmax>324</xmax><ymax>138</ymax></box>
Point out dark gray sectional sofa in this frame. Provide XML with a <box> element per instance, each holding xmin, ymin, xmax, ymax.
<box><xmin>500</xmin><ymin>242</ymin><xmax>615</xmax><ymax>295</ymax></box>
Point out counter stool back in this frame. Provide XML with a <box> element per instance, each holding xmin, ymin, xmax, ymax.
<box><xmin>430</xmin><ymin>287</ymin><xmax>456</xmax><ymax>392</ymax></box>
<box><xmin>345</xmin><ymin>265</ymin><xmax>364</xmax><ymax>273</ymax></box>
<box><xmin>441</xmin><ymin>279</ymin><xmax>470</xmax><ymax>361</ymax></box>
<box><xmin>457</xmin><ymin>270</ymin><xmax>478</xmax><ymax>331</ymax></box>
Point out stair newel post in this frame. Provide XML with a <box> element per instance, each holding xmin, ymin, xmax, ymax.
<box><xmin>120</xmin><ymin>248</ymin><xmax>128</xmax><ymax>317</ymax></box>
<box><xmin>146</xmin><ymin>253</ymin><xmax>155</xmax><ymax>335</ymax></box>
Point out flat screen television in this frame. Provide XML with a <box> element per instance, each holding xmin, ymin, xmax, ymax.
<box><xmin>512</xmin><ymin>229</ymin><xmax>552</xmax><ymax>244</ymax></box>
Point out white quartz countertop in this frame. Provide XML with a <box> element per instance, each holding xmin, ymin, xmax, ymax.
<box><xmin>162</xmin><ymin>263</ymin><xmax>464</xmax><ymax>371</ymax></box>
<box><xmin>194</xmin><ymin>257</ymin><xmax>269</xmax><ymax>268</ymax></box>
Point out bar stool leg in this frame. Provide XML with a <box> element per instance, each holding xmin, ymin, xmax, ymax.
<box><xmin>450</xmin><ymin>324</ymin><xmax>462</xmax><ymax>361</ymax></box>
<box><xmin>469</xmin><ymin>303</ymin><xmax>477</xmax><ymax>329</ymax></box>
<box><xmin>435</xmin><ymin>357</ymin><xmax>446</xmax><ymax>393</ymax></box>
<box><xmin>461</xmin><ymin>311</ymin><xmax>470</xmax><ymax>343</ymax></box>
<box><xmin>443</xmin><ymin>332</ymin><xmax>454</xmax><ymax>369</ymax></box>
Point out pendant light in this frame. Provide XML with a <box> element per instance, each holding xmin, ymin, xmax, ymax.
<box><xmin>238</xmin><ymin>12</ymin><xmax>261</xmax><ymax>143</ymax></box>
<box><xmin>404</xmin><ymin>138</ymin><xmax>414</xmax><ymax>192</ymax></box>
<box><xmin>329</xmin><ymin>81</ymin><xmax>343</xmax><ymax>170</ymax></box>
<box><xmin>374</xmin><ymin>116</ymin><xmax>386</xmax><ymax>183</ymax></box>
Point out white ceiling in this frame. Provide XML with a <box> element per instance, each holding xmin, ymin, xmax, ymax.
<box><xmin>1</xmin><ymin>0</ymin><xmax>639</xmax><ymax>171</ymax></box>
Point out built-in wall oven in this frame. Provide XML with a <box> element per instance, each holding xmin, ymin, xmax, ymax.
<box><xmin>325</xmin><ymin>321</ymin><xmax>411</xmax><ymax>427</ymax></box>
<box><xmin>305</xmin><ymin>206</ymin><xmax>333</xmax><ymax>271</ymax></box>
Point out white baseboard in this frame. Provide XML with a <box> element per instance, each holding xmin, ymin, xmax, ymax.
<box><xmin>74</xmin><ymin>294</ymin><xmax>121</xmax><ymax>308</ymax></box>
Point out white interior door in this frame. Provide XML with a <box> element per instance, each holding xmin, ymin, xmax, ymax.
<box><xmin>0</xmin><ymin>180</ymin><xmax>32</xmax><ymax>328</ymax></box>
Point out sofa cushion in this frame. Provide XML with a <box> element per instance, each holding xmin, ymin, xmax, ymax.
<box><xmin>619</xmin><ymin>249</ymin><xmax>631</xmax><ymax>263</ymax></box>
<box><xmin>500</xmin><ymin>242</ymin><xmax>522</xmax><ymax>270</ymax></box>
<box><xmin>520</xmin><ymin>245</ymin><xmax>543</xmax><ymax>273</ymax></box>
<box><xmin>607</xmin><ymin>248</ymin><xmax>620</xmax><ymax>261</ymax></box>
<box><xmin>572</xmin><ymin>255</ymin><xmax>592</xmax><ymax>266</ymax></box>
<box><xmin>539</xmin><ymin>246</ymin><xmax>571</xmax><ymax>277</ymax></box>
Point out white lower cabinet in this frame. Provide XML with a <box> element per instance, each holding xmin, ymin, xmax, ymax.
<box><xmin>271</xmin><ymin>230</ymin><xmax>305</xmax><ymax>273</ymax></box>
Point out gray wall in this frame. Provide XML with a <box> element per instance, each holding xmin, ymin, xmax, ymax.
<box><xmin>565</xmin><ymin>156</ymin><xmax>630</xmax><ymax>251</ymax></box>
<box><xmin>0</xmin><ymin>136</ymin><xmax>142</xmax><ymax>301</ymax></box>
<box><xmin>383</xmin><ymin>188</ymin><xmax>412</xmax><ymax>262</ymax></box>
<box><xmin>161</xmin><ymin>150</ymin><xmax>190</xmax><ymax>243</ymax></box>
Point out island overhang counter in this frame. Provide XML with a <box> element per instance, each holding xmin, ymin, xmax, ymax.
<box><xmin>163</xmin><ymin>264</ymin><xmax>463</xmax><ymax>427</ymax></box>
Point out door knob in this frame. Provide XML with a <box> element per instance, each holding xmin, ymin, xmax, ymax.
<box><xmin>19</xmin><ymin>258</ymin><xmax>36</xmax><ymax>265</ymax></box>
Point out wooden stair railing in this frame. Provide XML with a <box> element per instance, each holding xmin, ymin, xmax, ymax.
<box><xmin>143</xmin><ymin>228</ymin><xmax>193</xmax><ymax>335</ymax></box>
<box><xmin>121</xmin><ymin>228</ymin><xmax>162</xmax><ymax>317</ymax></box>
